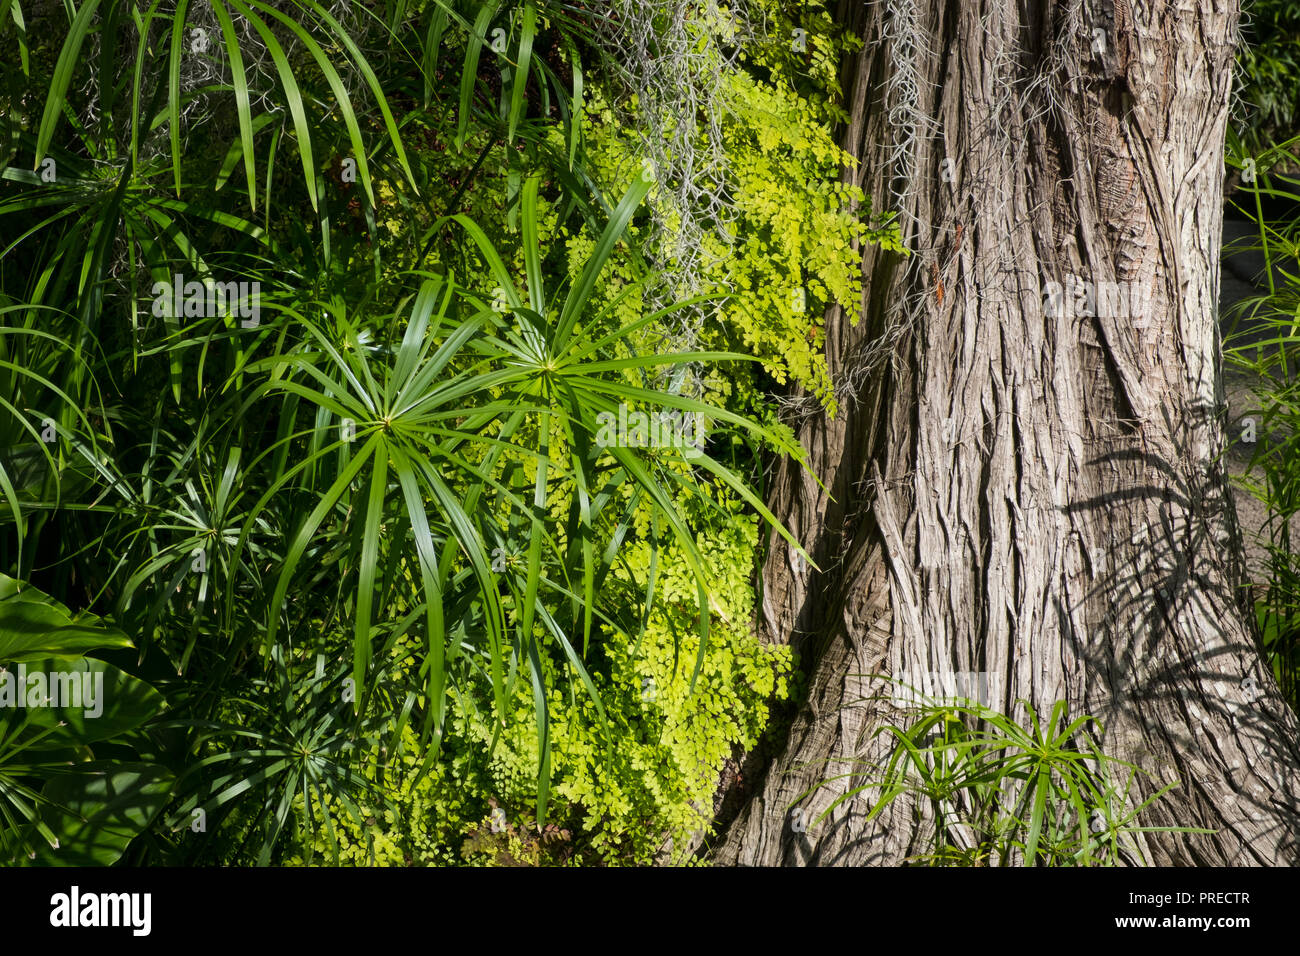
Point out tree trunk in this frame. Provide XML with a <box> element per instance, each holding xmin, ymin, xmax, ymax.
<box><xmin>713</xmin><ymin>0</ymin><xmax>1300</xmax><ymax>865</ymax></box>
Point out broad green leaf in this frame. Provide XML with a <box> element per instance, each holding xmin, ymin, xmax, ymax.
<box><xmin>15</xmin><ymin>657</ymin><xmax>164</xmax><ymax>746</ymax></box>
<box><xmin>29</xmin><ymin>763</ymin><xmax>174</xmax><ymax>866</ymax></box>
<box><xmin>0</xmin><ymin>576</ymin><xmax>133</xmax><ymax>663</ymax></box>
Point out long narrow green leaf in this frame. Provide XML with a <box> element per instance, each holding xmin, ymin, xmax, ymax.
<box><xmin>299</xmin><ymin>0</ymin><xmax>417</xmax><ymax>193</ymax></box>
<box><xmin>421</xmin><ymin>4</ymin><xmax>448</xmax><ymax>107</ymax></box>
<box><xmin>253</xmin><ymin>1</ymin><xmax>376</xmax><ymax>209</ymax></box>
<box><xmin>457</xmin><ymin>2</ymin><xmax>498</xmax><ymax>151</ymax></box>
<box><xmin>353</xmin><ymin>439</ymin><xmax>389</xmax><ymax>703</ymax></box>
<box><xmin>167</xmin><ymin>0</ymin><xmax>191</xmax><ymax>196</ymax></box>
<box><xmin>210</xmin><ymin>0</ymin><xmax>258</xmax><ymax>207</ymax></box>
<box><xmin>507</xmin><ymin>1</ymin><xmax>536</xmax><ymax>143</ymax></box>
<box><xmin>555</xmin><ymin>177</ymin><xmax>652</xmax><ymax>349</ymax></box>
<box><xmin>265</xmin><ymin>433</ymin><xmax>380</xmax><ymax>651</ymax></box>
<box><xmin>521</xmin><ymin>174</ymin><xmax>543</xmax><ymax>312</ymax></box>
<box><xmin>227</xmin><ymin>0</ymin><xmax>318</xmax><ymax>211</ymax></box>
<box><xmin>34</xmin><ymin>0</ymin><xmax>101</xmax><ymax>167</ymax></box>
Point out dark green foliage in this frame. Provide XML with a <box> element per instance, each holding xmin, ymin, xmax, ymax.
<box><xmin>0</xmin><ymin>575</ymin><xmax>168</xmax><ymax>865</ymax></box>
<box><xmin>1238</xmin><ymin>0</ymin><xmax>1300</xmax><ymax>155</ymax></box>
<box><xmin>1224</xmin><ymin>131</ymin><xmax>1300</xmax><ymax>710</ymax></box>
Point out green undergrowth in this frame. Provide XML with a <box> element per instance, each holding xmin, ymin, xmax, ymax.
<box><xmin>281</xmin><ymin>519</ymin><xmax>790</xmax><ymax>866</ymax></box>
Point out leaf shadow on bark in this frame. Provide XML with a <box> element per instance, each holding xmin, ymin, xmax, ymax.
<box><xmin>1054</xmin><ymin>401</ymin><xmax>1300</xmax><ymax>863</ymax></box>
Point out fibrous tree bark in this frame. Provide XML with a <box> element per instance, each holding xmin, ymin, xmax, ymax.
<box><xmin>714</xmin><ymin>0</ymin><xmax>1300</xmax><ymax>865</ymax></box>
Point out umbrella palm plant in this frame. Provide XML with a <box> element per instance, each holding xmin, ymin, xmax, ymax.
<box><xmin>222</xmin><ymin>173</ymin><xmax>808</xmax><ymax>822</ymax></box>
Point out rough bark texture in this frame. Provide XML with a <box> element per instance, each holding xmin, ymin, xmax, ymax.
<box><xmin>712</xmin><ymin>0</ymin><xmax>1300</xmax><ymax>866</ymax></box>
